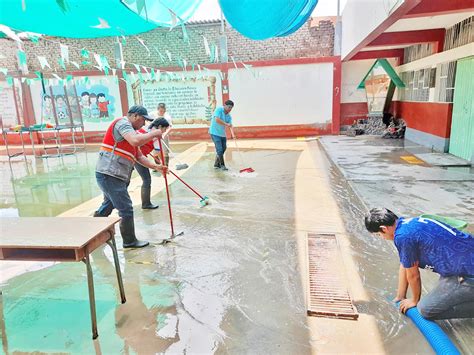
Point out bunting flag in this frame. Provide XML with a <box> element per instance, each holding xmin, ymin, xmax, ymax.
<box><xmin>142</xmin><ymin>66</ymin><xmax>149</xmax><ymax>74</ymax></box>
<box><xmin>203</xmin><ymin>36</ymin><xmax>210</xmax><ymax>56</ymax></box>
<box><xmin>93</xmin><ymin>53</ymin><xmax>103</xmax><ymax>71</ymax></box>
<box><xmin>111</xmin><ymin>68</ymin><xmax>117</xmax><ymax>77</ymax></box>
<box><xmin>82</xmin><ymin>60</ymin><xmax>90</xmax><ymax>66</ymax></box>
<box><xmin>70</xmin><ymin>61</ymin><xmax>80</xmax><ymax>69</ymax></box>
<box><xmin>137</xmin><ymin>71</ymin><xmax>144</xmax><ymax>83</ymax></box>
<box><xmin>121</xmin><ymin>35</ymin><xmax>127</xmax><ymax>46</ymax></box>
<box><xmin>52</xmin><ymin>73</ymin><xmax>62</xmax><ymax>81</ymax></box>
<box><xmin>181</xmin><ymin>23</ymin><xmax>189</xmax><ymax>44</ymax></box>
<box><xmin>150</xmin><ymin>68</ymin><xmax>155</xmax><ymax>80</ymax></box>
<box><xmin>182</xmin><ymin>58</ymin><xmax>187</xmax><ymax>71</ymax></box>
<box><xmin>231</xmin><ymin>56</ymin><xmax>238</xmax><ymax>69</ymax></box>
<box><xmin>34</xmin><ymin>71</ymin><xmax>42</xmax><ymax>80</ymax></box>
<box><xmin>0</xmin><ymin>68</ymin><xmax>7</xmax><ymax>76</ymax></box>
<box><xmin>6</xmin><ymin>76</ymin><xmax>14</xmax><ymax>86</ymax></box>
<box><xmin>17</xmin><ymin>50</ymin><xmax>27</xmax><ymax>67</ymax></box>
<box><xmin>165</xmin><ymin>50</ymin><xmax>172</xmax><ymax>62</ymax></box>
<box><xmin>100</xmin><ymin>55</ymin><xmax>111</xmax><ymax>75</ymax></box>
<box><xmin>81</xmin><ymin>48</ymin><xmax>89</xmax><ymax>59</ymax></box>
<box><xmin>133</xmin><ymin>63</ymin><xmax>141</xmax><ymax>73</ymax></box>
<box><xmin>27</xmin><ymin>34</ymin><xmax>40</xmax><ymax>43</ymax></box>
<box><xmin>66</xmin><ymin>75</ymin><xmax>73</xmax><ymax>82</ymax></box>
<box><xmin>58</xmin><ymin>58</ymin><xmax>66</xmax><ymax>70</ymax></box>
<box><xmin>83</xmin><ymin>76</ymin><xmax>90</xmax><ymax>84</ymax></box>
<box><xmin>136</xmin><ymin>37</ymin><xmax>150</xmax><ymax>56</ymax></box>
<box><xmin>60</xmin><ymin>44</ymin><xmax>69</xmax><ymax>63</ymax></box>
<box><xmin>26</xmin><ymin>78</ymin><xmax>32</xmax><ymax>85</ymax></box>
<box><xmin>122</xmin><ymin>70</ymin><xmax>128</xmax><ymax>82</ymax></box>
<box><xmin>153</xmin><ymin>47</ymin><xmax>166</xmax><ymax>62</ymax></box>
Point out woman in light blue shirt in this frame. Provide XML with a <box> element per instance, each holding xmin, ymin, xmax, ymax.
<box><xmin>209</xmin><ymin>100</ymin><xmax>234</xmax><ymax>170</ymax></box>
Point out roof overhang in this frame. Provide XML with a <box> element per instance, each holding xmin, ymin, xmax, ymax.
<box><xmin>344</xmin><ymin>0</ymin><xmax>474</xmax><ymax>62</ymax></box>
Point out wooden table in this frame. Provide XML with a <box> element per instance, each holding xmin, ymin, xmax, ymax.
<box><xmin>0</xmin><ymin>217</ymin><xmax>125</xmax><ymax>339</ymax></box>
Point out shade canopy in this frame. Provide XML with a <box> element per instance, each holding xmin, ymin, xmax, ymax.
<box><xmin>219</xmin><ymin>0</ymin><xmax>319</xmax><ymax>40</ymax></box>
<box><xmin>0</xmin><ymin>0</ymin><xmax>200</xmax><ymax>38</ymax></box>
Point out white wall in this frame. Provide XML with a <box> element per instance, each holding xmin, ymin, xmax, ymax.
<box><xmin>228</xmin><ymin>63</ymin><xmax>333</xmax><ymax>126</ymax></box>
<box><xmin>342</xmin><ymin>0</ymin><xmax>405</xmax><ymax>59</ymax></box>
<box><xmin>342</xmin><ymin>58</ymin><xmax>398</xmax><ymax>103</ymax></box>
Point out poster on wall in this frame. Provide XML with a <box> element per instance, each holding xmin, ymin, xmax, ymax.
<box><xmin>30</xmin><ymin>75</ymin><xmax>122</xmax><ymax>131</ymax></box>
<box><xmin>0</xmin><ymin>82</ymin><xmax>18</xmax><ymax>129</ymax></box>
<box><xmin>364</xmin><ymin>74</ymin><xmax>390</xmax><ymax>113</ymax></box>
<box><xmin>127</xmin><ymin>71</ymin><xmax>223</xmax><ymax>128</ymax></box>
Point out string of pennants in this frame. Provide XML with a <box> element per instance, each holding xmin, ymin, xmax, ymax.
<box><xmin>0</xmin><ymin>23</ymin><xmax>261</xmax><ymax>90</ymax></box>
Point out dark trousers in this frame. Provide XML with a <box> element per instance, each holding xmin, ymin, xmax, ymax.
<box><xmin>210</xmin><ymin>134</ymin><xmax>227</xmax><ymax>156</ymax></box>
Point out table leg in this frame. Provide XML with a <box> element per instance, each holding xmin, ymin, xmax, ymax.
<box><xmin>106</xmin><ymin>234</ymin><xmax>126</xmax><ymax>304</ymax></box>
<box><xmin>83</xmin><ymin>254</ymin><xmax>98</xmax><ymax>339</ymax></box>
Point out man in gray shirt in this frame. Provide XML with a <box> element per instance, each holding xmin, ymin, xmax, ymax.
<box><xmin>94</xmin><ymin>105</ymin><xmax>166</xmax><ymax>248</ymax></box>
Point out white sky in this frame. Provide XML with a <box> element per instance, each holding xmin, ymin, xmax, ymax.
<box><xmin>190</xmin><ymin>0</ymin><xmax>348</xmax><ymax>21</ymax></box>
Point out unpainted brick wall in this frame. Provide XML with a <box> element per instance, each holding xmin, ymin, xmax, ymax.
<box><xmin>0</xmin><ymin>19</ymin><xmax>334</xmax><ymax>74</ymax></box>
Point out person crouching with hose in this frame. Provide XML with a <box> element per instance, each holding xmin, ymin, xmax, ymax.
<box><xmin>93</xmin><ymin>105</ymin><xmax>167</xmax><ymax>248</ymax></box>
<box><xmin>135</xmin><ymin>118</ymin><xmax>170</xmax><ymax>209</ymax></box>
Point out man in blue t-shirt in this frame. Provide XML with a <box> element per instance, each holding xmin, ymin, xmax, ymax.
<box><xmin>209</xmin><ymin>100</ymin><xmax>234</xmax><ymax>171</ymax></box>
<box><xmin>365</xmin><ymin>207</ymin><xmax>474</xmax><ymax>320</ymax></box>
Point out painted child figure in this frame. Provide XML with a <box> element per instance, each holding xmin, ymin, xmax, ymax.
<box><xmin>90</xmin><ymin>93</ymin><xmax>100</xmax><ymax>119</ymax></box>
<box><xmin>80</xmin><ymin>91</ymin><xmax>91</xmax><ymax>119</ymax></box>
<box><xmin>97</xmin><ymin>93</ymin><xmax>110</xmax><ymax>118</ymax></box>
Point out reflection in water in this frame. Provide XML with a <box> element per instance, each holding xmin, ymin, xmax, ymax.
<box><xmin>1</xmin><ymin>149</ymin><xmax>311</xmax><ymax>354</ymax></box>
<box><xmin>1</xmin><ymin>151</ymin><xmax>101</xmax><ymax>217</ymax></box>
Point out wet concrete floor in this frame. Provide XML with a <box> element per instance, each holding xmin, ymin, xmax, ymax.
<box><xmin>1</xmin><ymin>147</ymin><xmax>312</xmax><ymax>354</ymax></box>
<box><xmin>320</xmin><ymin>135</ymin><xmax>474</xmax><ymax>354</ymax></box>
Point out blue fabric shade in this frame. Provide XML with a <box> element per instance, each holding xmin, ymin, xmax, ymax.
<box><xmin>219</xmin><ymin>0</ymin><xmax>319</xmax><ymax>40</ymax></box>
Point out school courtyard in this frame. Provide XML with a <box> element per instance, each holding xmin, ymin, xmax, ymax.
<box><xmin>0</xmin><ymin>0</ymin><xmax>473</xmax><ymax>354</ymax></box>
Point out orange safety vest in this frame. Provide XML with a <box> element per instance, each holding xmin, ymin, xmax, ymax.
<box><xmin>100</xmin><ymin>118</ymin><xmax>137</xmax><ymax>162</ymax></box>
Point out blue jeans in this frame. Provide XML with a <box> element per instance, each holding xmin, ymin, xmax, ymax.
<box><xmin>210</xmin><ymin>134</ymin><xmax>227</xmax><ymax>156</ymax></box>
<box><xmin>95</xmin><ymin>172</ymin><xmax>133</xmax><ymax>218</ymax></box>
<box><xmin>135</xmin><ymin>163</ymin><xmax>151</xmax><ymax>188</ymax></box>
<box><xmin>418</xmin><ymin>275</ymin><xmax>474</xmax><ymax>320</ymax></box>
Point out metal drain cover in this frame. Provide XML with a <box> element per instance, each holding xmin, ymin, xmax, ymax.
<box><xmin>307</xmin><ymin>233</ymin><xmax>359</xmax><ymax>320</ymax></box>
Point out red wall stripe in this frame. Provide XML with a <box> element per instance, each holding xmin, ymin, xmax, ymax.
<box><xmin>390</xmin><ymin>101</ymin><xmax>453</xmax><ymax>138</ymax></box>
<box><xmin>340</xmin><ymin>102</ymin><xmax>368</xmax><ymax>126</ymax></box>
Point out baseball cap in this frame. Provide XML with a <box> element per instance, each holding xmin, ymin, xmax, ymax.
<box><xmin>128</xmin><ymin>105</ymin><xmax>154</xmax><ymax>121</ymax></box>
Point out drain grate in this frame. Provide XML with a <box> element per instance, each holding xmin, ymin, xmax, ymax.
<box><xmin>307</xmin><ymin>233</ymin><xmax>359</xmax><ymax>320</ymax></box>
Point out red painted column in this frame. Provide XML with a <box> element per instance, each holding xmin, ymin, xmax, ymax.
<box><xmin>332</xmin><ymin>58</ymin><xmax>342</xmax><ymax>134</ymax></box>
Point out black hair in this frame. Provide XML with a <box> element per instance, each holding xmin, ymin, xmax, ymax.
<box><xmin>158</xmin><ymin>103</ymin><xmax>166</xmax><ymax>109</ymax></box>
<box><xmin>43</xmin><ymin>95</ymin><xmax>51</xmax><ymax>100</ymax></box>
<box><xmin>364</xmin><ymin>208</ymin><xmax>398</xmax><ymax>233</ymax></box>
<box><xmin>55</xmin><ymin>95</ymin><xmax>64</xmax><ymax>101</ymax></box>
<box><xmin>149</xmin><ymin>118</ymin><xmax>170</xmax><ymax>130</ymax></box>
<box><xmin>224</xmin><ymin>100</ymin><xmax>234</xmax><ymax>107</ymax></box>
<box><xmin>97</xmin><ymin>93</ymin><xmax>106</xmax><ymax>98</ymax></box>
<box><xmin>90</xmin><ymin>93</ymin><xmax>97</xmax><ymax>98</ymax></box>
<box><xmin>81</xmin><ymin>91</ymin><xmax>89</xmax><ymax>97</ymax></box>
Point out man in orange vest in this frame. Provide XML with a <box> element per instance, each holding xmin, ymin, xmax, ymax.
<box><xmin>94</xmin><ymin>105</ymin><xmax>166</xmax><ymax>248</ymax></box>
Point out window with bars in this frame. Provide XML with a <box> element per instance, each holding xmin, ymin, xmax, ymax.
<box><xmin>399</xmin><ymin>68</ymin><xmax>433</xmax><ymax>102</ymax></box>
<box><xmin>403</xmin><ymin>43</ymin><xmax>433</xmax><ymax>64</ymax></box>
<box><xmin>437</xmin><ymin>61</ymin><xmax>457</xmax><ymax>102</ymax></box>
<box><xmin>444</xmin><ymin>16</ymin><xmax>473</xmax><ymax>51</ymax></box>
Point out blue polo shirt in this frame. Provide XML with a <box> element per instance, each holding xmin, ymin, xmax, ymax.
<box><xmin>209</xmin><ymin>107</ymin><xmax>232</xmax><ymax>137</ymax></box>
<box><xmin>394</xmin><ymin>217</ymin><xmax>474</xmax><ymax>277</ymax></box>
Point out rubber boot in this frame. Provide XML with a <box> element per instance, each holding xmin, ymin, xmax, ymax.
<box><xmin>219</xmin><ymin>155</ymin><xmax>228</xmax><ymax>171</ymax></box>
<box><xmin>141</xmin><ymin>186</ymin><xmax>159</xmax><ymax>210</ymax></box>
<box><xmin>120</xmin><ymin>216</ymin><xmax>149</xmax><ymax>248</ymax></box>
<box><xmin>214</xmin><ymin>155</ymin><xmax>221</xmax><ymax>169</ymax></box>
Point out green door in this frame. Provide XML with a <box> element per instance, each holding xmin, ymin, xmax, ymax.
<box><xmin>449</xmin><ymin>56</ymin><xmax>474</xmax><ymax>163</ymax></box>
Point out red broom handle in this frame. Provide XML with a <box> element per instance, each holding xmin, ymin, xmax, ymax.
<box><xmin>169</xmin><ymin>169</ymin><xmax>204</xmax><ymax>199</ymax></box>
<box><xmin>158</xmin><ymin>138</ymin><xmax>175</xmax><ymax>236</ymax></box>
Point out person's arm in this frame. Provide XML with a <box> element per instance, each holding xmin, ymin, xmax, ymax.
<box><xmin>393</xmin><ymin>264</ymin><xmax>409</xmax><ymax>302</ymax></box>
<box><xmin>136</xmin><ymin>153</ymin><xmax>167</xmax><ymax>172</ymax></box>
<box><xmin>123</xmin><ymin>129</ymin><xmax>162</xmax><ymax>147</ymax></box>
<box><xmin>399</xmin><ymin>263</ymin><xmax>421</xmax><ymax>313</ymax></box>
<box><xmin>215</xmin><ymin>116</ymin><xmax>231</xmax><ymax>127</ymax></box>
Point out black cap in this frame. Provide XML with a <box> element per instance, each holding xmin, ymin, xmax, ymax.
<box><xmin>128</xmin><ymin>105</ymin><xmax>153</xmax><ymax>121</ymax></box>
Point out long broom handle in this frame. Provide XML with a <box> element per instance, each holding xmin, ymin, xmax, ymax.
<box><xmin>230</xmin><ymin>127</ymin><xmax>246</xmax><ymax>165</ymax></box>
<box><xmin>169</xmin><ymin>169</ymin><xmax>204</xmax><ymax>200</ymax></box>
<box><xmin>158</xmin><ymin>138</ymin><xmax>175</xmax><ymax>236</ymax></box>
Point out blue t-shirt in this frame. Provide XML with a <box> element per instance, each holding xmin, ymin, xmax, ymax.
<box><xmin>394</xmin><ymin>217</ymin><xmax>473</xmax><ymax>277</ymax></box>
<box><xmin>209</xmin><ymin>107</ymin><xmax>232</xmax><ymax>137</ymax></box>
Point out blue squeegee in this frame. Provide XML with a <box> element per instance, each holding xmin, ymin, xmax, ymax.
<box><xmin>396</xmin><ymin>302</ymin><xmax>460</xmax><ymax>355</ymax></box>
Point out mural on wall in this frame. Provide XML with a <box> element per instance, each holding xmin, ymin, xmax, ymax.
<box><xmin>31</xmin><ymin>75</ymin><xmax>122</xmax><ymax>131</ymax></box>
<box><xmin>127</xmin><ymin>71</ymin><xmax>223</xmax><ymax>127</ymax></box>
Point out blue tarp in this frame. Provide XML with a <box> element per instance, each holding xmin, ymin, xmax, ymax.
<box><xmin>219</xmin><ymin>0</ymin><xmax>319</xmax><ymax>40</ymax></box>
<box><xmin>0</xmin><ymin>0</ymin><xmax>199</xmax><ymax>38</ymax></box>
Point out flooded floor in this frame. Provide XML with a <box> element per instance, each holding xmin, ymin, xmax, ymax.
<box><xmin>0</xmin><ymin>147</ymin><xmax>312</xmax><ymax>354</ymax></box>
<box><xmin>321</xmin><ymin>136</ymin><xmax>474</xmax><ymax>354</ymax></box>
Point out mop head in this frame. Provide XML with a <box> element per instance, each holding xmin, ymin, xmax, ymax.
<box><xmin>199</xmin><ymin>196</ymin><xmax>210</xmax><ymax>207</ymax></box>
<box><xmin>239</xmin><ymin>167</ymin><xmax>255</xmax><ymax>173</ymax></box>
<box><xmin>176</xmin><ymin>163</ymin><xmax>189</xmax><ymax>170</ymax></box>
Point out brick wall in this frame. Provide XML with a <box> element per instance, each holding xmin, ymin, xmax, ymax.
<box><xmin>0</xmin><ymin>18</ymin><xmax>334</xmax><ymax>74</ymax></box>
